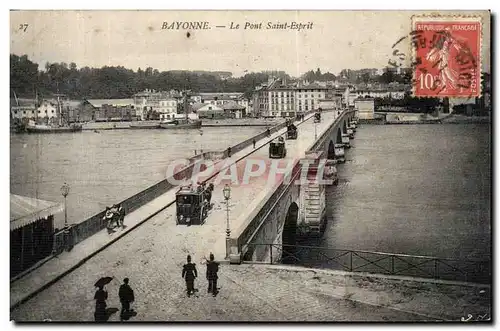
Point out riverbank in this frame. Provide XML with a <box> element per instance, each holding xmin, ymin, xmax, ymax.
<box><xmin>358</xmin><ymin>114</ymin><xmax>490</xmax><ymax>125</ymax></box>
<box><xmin>81</xmin><ymin>118</ymin><xmax>284</xmax><ymax>130</ymax></box>
<box><xmin>441</xmin><ymin>114</ymin><xmax>491</xmax><ymax>124</ymax></box>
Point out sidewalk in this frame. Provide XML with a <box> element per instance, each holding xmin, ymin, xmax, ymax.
<box><xmin>11</xmin><ymin>263</ymin><xmax>489</xmax><ymax>321</ymax></box>
<box><xmin>10</xmin><ymin>113</ymin><xmax>324</xmax><ymax>309</ymax></box>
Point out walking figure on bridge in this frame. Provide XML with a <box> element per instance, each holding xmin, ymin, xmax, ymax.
<box><xmin>252</xmin><ymin>138</ymin><xmax>256</xmax><ymax>149</ymax></box>
<box><xmin>227</xmin><ymin>147</ymin><xmax>232</xmax><ymax>158</ymax></box>
<box><xmin>117</xmin><ymin>204</ymin><xmax>126</xmax><ymax>228</ymax></box>
<box><xmin>119</xmin><ymin>278</ymin><xmax>135</xmax><ymax>320</ymax></box>
<box><xmin>206</xmin><ymin>253</ymin><xmax>219</xmax><ymax>297</ymax></box>
<box><xmin>182</xmin><ymin>255</ymin><xmax>198</xmax><ymax>297</ymax></box>
<box><xmin>94</xmin><ymin>285</ymin><xmax>108</xmax><ymax>322</ymax></box>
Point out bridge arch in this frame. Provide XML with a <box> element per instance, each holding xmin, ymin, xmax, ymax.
<box><xmin>328</xmin><ymin>140</ymin><xmax>335</xmax><ymax>159</ymax></box>
<box><xmin>282</xmin><ymin>202</ymin><xmax>299</xmax><ymax>263</ymax></box>
<box><xmin>336</xmin><ymin>128</ymin><xmax>342</xmax><ymax>143</ymax></box>
<box><xmin>282</xmin><ymin>202</ymin><xmax>298</xmax><ymax>246</ymax></box>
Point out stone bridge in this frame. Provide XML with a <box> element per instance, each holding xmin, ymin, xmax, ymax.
<box><xmin>228</xmin><ymin>109</ymin><xmax>357</xmax><ymax>264</ymax></box>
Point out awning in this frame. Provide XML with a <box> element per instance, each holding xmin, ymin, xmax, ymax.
<box><xmin>10</xmin><ymin>194</ymin><xmax>64</xmax><ymax>231</ymax></box>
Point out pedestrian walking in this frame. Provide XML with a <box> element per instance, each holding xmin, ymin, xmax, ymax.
<box><xmin>182</xmin><ymin>255</ymin><xmax>198</xmax><ymax>297</ymax></box>
<box><xmin>94</xmin><ymin>285</ymin><xmax>108</xmax><ymax>322</ymax></box>
<box><xmin>227</xmin><ymin>147</ymin><xmax>232</xmax><ymax>158</ymax></box>
<box><xmin>118</xmin><ymin>204</ymin><xmax>125</xmax><ymax>228</ymax></box>
<box><xmin>266</xmin><ymin>128</ymin><xmax>271</xmax><ymax>137</ymax></box>
<box><xmin>252</xmin><ymin>138</ymin><xmax>256</xmax><ymax>149</ymax></box>
<box><xmin>119</xmin><ymin>278</ymin><xmax>135</xmax><ymax>320</ymax></box>
<box><xmin>206</xmin><ymin>253</ymin><xmax>219</xmax><ymax>297</ymax></box>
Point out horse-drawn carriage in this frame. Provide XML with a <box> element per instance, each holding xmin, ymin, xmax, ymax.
<box><xmin>286</xmin><ymin>123</ymin><xmax>297</xmax><ymax>140</ymax></box>
<box><xmin>313</xmin><ymin>111</ymin><xmax>321</xmax><ymax>123</ymax></box>
<box><xmin>269</xmin><ymin>136</ymin><xmax>287</xmax><ymax>159</ymax></box>
<box><xmin>176</xmin><ymin>183</ymin><xmax>214</xmax><ymax>225</ymax></box>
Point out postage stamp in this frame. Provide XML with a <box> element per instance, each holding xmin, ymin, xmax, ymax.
<box><xmin>411</xmin><ymin>15</ymin><xmax>482</xmax><ymax>98</ymax></box>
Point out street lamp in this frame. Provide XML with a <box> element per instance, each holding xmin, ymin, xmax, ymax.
<box><xmin>199</xmin><ymin>129</ymin><xmax>203</xmax><ymax>154</ymax></box>
<box><xmin>314</xmin><ymin>121</ymin><xmax>317</xmax><ymax>139</ymax></box>
<box><xmin>223</xmin><ymin>184</ymin><xmax>231</xmax><ymax>258</ymax></box>
<box><xmin>60</xmin><ymin>182</ymin><xmax>70</xmax><ymax>227</ymax></box>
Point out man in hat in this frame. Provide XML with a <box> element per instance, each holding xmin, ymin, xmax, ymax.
<box><xmin>182</xmin><ymin>255</ymin><xmax>198</xmax><ymax>297</ymax></box>
<box><xmin>206</xmin><ymin>253</ymin><xmax>219</xmax><ymax>297</ymax></box>
<box><xmin>118</xmin><ymin>278</ymin><xmax>134</xmax><ymax>320</ymax></box>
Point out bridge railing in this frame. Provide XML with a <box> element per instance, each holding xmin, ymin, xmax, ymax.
<box><xmin>230</xmin><ymin>110</ymin><xmax>332</xmax><ymax>259</ymax></box>
<box><xmin>233</xmin><ymin>160</ymin><xmax>304</xmax><ymax>259</ymax></box>
<box><xmin>245</xmin><ymin>243</ymin><xmax>491</xmax><ymax>284</ymax></box>
<box><xmin>307</xmin><ymin>109</ymin><xmax>355</xmax><ymax>152</ymax></box>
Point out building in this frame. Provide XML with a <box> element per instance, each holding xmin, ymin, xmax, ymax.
<box><xmin>318</xmin><ymin>96</ymin><xmax>342</xmax><ymax>110</ymax></box>
<box><xmin>11</xmin><ymin>98</ymin><xmax>38</xmax><ymax>122</ymax></box>
<box><xmin>196</xmin><ymin>104</ymin><xmax>225</xmax><ymax>119</ymax></box>
<box><xmin>64</xmin><ymin>100</ymin><xmax>97</xmax><ymax>123</ymax></box>
<box><xmin>87</xmin><ymin>99</ymin><xmax>137</xmax><ymax>122</ymax></box>
<box><xmin>354</xmin><ymin>98</ymin><xmax>375</xmax><ymax>120</ymax></box>
<box><xmin>11</xmin><ymin>98</ymin><xmax>61</xmax><ymax>125</ymax></box>
<box><xmin>353</xmin><ymin>87</ymin><xmax>406</xmax><ymax>100</ymax></box>
<box><xmin>295</xmin><ymin>82</ymin><xmax>327</xmax><ymax>114</ymax></box>
<box><xmin>252</xmin><ymin>78</ymin><xmax>329</xmax><ymax>118</ymax></box>
<box><xmin>10</xmin><ymin>194</ymin><xmax>63</xmax><ymax>278</ymax></box>
<box><xmin>191</xmin><ymin>95</ymin><xmax>202</xmax><ymax>104</ymax></box>
<box><xmin>158</xmin><ymin>98</ymin><xmax>178</xmax><ymax>121</ymax></box>
<box><xmin>133</xmin><ymin>89</ymin><xmax>168</xmax><ymax>120</ymax></box>
<box><xmin>268</xmin><ymin>79</ymin><xmax>296</xmax><ymax>117</ymax></box>
<box><xmin>222</xmin><ymin>101</ymin><xmax>246</xmax><ymax>119</ymax></box>
<box><xmin>253</xmin><ymin>82</ymin><xmax>270</xmax><ymax>117</ymax></box>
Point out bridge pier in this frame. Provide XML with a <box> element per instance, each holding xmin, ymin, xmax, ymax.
<box><xmin>297</xmin><ymin>151</ymin><xmax>327</xmax><ymax>238</ymax></box>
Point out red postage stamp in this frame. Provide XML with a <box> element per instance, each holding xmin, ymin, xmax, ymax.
<box><xmin>411</xmin><ymin>16</ymin><xmax>482</xmax><ymax>97</ymax></box>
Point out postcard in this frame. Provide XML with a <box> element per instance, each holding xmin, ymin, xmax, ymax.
<box><xmin>10</xmin><ymin>10</ymin><xmax>491</xmax><ymax>322</ymax></box>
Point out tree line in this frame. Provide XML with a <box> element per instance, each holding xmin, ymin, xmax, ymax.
<box><xmin>11</xmin><ymin>54</ymin><xmax>300</xmax><ymax>100</ymax></box>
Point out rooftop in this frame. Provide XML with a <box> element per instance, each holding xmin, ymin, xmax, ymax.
<box><xmin>10</xmin><ymin>194</ymin><xmax>63</xmax><ymax>231</ymax></box>
<box><xmin>222</xmin><ymin>101</ymin><xmax>246</xmax><ymax>110</ymax></box>
<box><xmin>87</xmin><ymin>99</ymin><xmax>135</xmax><ymax>108</ymax></box>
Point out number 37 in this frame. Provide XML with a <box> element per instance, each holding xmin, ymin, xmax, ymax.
<box><xmin>19</xmin><ymin>24</ymin><xmax>28</xmax><ymax>32</ymax></box>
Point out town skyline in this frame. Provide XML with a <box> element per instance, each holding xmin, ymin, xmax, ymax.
<box><xmin>10</xmin><ymin>11</ymin><xmax>491</xmax><ymax>77</ymax></box>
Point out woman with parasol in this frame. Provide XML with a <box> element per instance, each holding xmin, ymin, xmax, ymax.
<box><xmin>94</xmin><ymin>277</ymin><xmax>112</xmax><ymax>321</ymax></box>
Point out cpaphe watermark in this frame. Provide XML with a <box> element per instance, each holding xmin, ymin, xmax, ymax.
<box><xmin>165</xmin><ymin>157</ymin><xmax>336</xmax><ymax>187</ymax></box>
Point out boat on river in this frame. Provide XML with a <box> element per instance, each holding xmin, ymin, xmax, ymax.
<box><xmin>26</xmin><ymin>123</ymin><xmax>82</xmax><ymax>133</ymax></box>
<box><xmin>24</xmin><ymin>93</ymin><xmax>83</xmax><ymax>134</ymax></box>
<box><xmin>158</xmin><ymin>90</ymin><xmax>202</xmax><ymax>129</ymax></box>
<box><xmin>129</xmin><ymin>122</ymin><xmax>161</xmax><ymax>129</ymax></box>
<box><xmin>158</xmin><ymin>118</ymin><xmax>202</xmax><ymax>129</ymax></box>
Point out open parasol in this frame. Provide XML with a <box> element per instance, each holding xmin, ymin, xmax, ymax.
<box><xmin>94</xmin><ymin>276</ymin><xmax>113</xmax><ymax>288</ymax></box>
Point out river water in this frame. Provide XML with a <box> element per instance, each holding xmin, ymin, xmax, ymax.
<box><xmin>10</xmin><ymin>127</ymin><xmax>264</xmax><ymax>229</ymax></box>
<box><xmin>11</xmin><ymin>124</ymin><xmax>491</xmax><ymax>261</ymax></box>
<box><xmin>319</xmin><ymin>124</ymin><xmax>491</xmax><ymax>261</ymax></box>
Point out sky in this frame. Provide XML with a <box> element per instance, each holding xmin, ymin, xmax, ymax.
<box><xmin>10</xmin><ymin>10</ymin><xmax>491</xmax><ymax>77</ymax></box>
